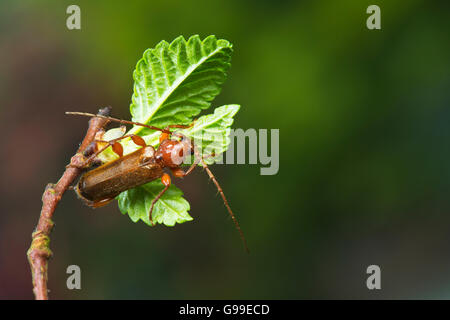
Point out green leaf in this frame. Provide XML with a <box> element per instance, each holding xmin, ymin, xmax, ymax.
<box><xmin>128</xmin><ymin>35</ymin><xmax>232</xmax><ymax>136</ymax></box>
<box><xmin>180</xmin><ymin>104</ymin><xmax>240</xmax><ymax>164</ymax></box>
<box><xmin>96</xmin><ymin>126</ymin><xmax>126</xmax><ymax>163</ymax></box>
<box><xmin>117</xmin><ymin>180</ymin><xmax>192</xmax><ymax>227</ymax></box>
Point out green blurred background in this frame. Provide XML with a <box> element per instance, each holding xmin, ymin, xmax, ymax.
<box><xmin>1</xmin><ymin>0</ymin><xmax>450</xmax><ymax>299</ymax></box>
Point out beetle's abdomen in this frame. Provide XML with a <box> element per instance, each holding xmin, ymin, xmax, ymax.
<box><xmin>76</xmin><ymin>146</ymin><xmax>164</xmax><ymax>204</ymax></box>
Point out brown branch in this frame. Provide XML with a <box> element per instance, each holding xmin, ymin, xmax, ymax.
<box><xmin>27</xmin><ymin>107</ymin><xmax>111</xmax><ymax>300</ymax></box>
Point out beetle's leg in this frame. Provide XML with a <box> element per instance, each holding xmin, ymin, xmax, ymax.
<box><xmin>90</xmin><ymin>198</ymin><xmax>115</xmax><ymax>208</ymax></box>
<box><xmin>98</xmin><ymin>134</ymin><xmax>147</xmax><ymax>158</ymax></box>
<box><xmin>83</xmin><ymin>141</ymin><xmax>97</xmax><ymax>157</ymax></box>
<box><xmin>170</xmin><ymin>156</ymin><xmax>200</xmax><ymax>178</ymax></box>
<box><xmin>111</xmin><ymin>141</ymin><xmax>124</xmax><ymax>157</ymax></box>
<box><xmin>170</xmin><ymin>167</ymin><xmax>188</xmax><ymax>178</ymax></box>
<box><xmin>159</xmin><ymin>131</ymin><xmax>171</xmax><ymax>144</ymax></box>
<box><xmin>75</xmin><ymin>188</ymin><xmax>115</xmax><ymax>208</ymax></box>
<box><xmin>158</xmin><ymin>121</ymin><xmax>196</xmax><ymax>143</ymax></box>
<box><xmin>170</xmin><ymin>146</ymin><xmax>216</xmax><ymax>178</ymax></box>
<box><xmin>108</xmin><ymin>134</ymin><xmax>147</xmax><ymax>158</ymax></box>
<box><xmin>129</xmin><ymin>134</ymin><xmax>147</xmax><ymax>147</ymax></box>
<box><xmin>148</xmin><ymin>173</ymin><xmax>171</xmax><ymax>226</ymax></box>
<box><xmin>69</xmin><ymin>134</ymin><xmax>147</xmax><ymax>169</ymax></box>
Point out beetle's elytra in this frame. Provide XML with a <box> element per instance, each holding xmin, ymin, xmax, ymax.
<box><xmin>76</xmin><ymin>146</ymin><xmax>163</xmax><ymax>207</ymax></box>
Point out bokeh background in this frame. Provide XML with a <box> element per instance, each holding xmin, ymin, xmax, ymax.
<box><xmin>1</xmin><ymin>0</ymin><xmax>449</xmax><ymax>299</ymax></box>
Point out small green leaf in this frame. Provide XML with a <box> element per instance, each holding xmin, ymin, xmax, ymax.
<box><xmin>96</xmin><ymin>127</ymin><xmax>126</xmax><ymax>163</ymax></box>
<box><xmin>117</xmin><ymin>180</ymin><xmax>192</xmax><ymax>227</ymax></box>
<box><xmin>180</xmin><ymin>104</ymin><xmax>240</xmax><ymax>164</ymax></box>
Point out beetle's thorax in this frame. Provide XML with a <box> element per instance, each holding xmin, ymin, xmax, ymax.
<box><xmin>156</xmin><ymin>137</ymin><xmax>192</xmax><ymax>168</ymax></box>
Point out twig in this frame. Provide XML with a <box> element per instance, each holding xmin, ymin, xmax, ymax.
<box><xmin>27</xmin><ymin>106</ymin><xmax>111</xmax><ymax>300</ymax></box>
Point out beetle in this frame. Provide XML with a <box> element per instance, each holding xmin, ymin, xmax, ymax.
<box><xmin>67</xmin><ymin>112</ymin><xmax>248</xmax><ymax>252</ymax></box>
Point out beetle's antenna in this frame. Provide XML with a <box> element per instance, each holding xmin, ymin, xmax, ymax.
<box><xmin>66</xmin><ymin>112</ymin><xmax>172</xmax><ymax>134</ymax></box>
<box><xmin>199</xmin><ymin>157</ymin><xmax>249</xmax><ymax>253</ymax></box>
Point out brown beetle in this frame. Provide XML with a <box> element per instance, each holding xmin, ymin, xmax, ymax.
<box><xmin>67</xmin><ymin>112</ymin><xmax>248</xmax><ymax>252</ymax></box>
